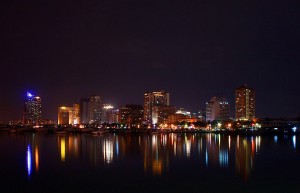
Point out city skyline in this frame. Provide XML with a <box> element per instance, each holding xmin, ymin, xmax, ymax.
<box><xmin>0</xmin><ymin>83</ymin><xmax>299</xmax><ymax>123</ymax></box>
<box><xmin>1</xmin><ymin>0</ymin><xmax>299</xmax><ymax>122</ymax></box>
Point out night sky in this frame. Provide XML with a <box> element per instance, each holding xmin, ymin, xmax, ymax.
<box><xmin>0</xmin><ymin>0</ymin><xmax>299</xmax><ymax>122</ymax></box>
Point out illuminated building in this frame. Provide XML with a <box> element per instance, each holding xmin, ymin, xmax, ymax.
<box><xmin>80</xmin><ymin>98</ymin><xmax>90</xmax><ymax>124</ymax></box>
<box><xmin>144</xmin><ymin>91</ymin><xmax>170</xmax><ymax>124</ymax></box>
<box><xmin>72</xmin><ymin>104</ymin><xmax>80</xmax><ymax>124</ymax></box>
<box><xmin>118</xmin><ymin>104</ymin><xmax>143</xmax><ymax>126</ymax></box>
<box><xmin>168</xmin><ymin>114</ymin><xmax>189</xmax><ymax>124</ymax></box>
<box><xmin>89</xmin><ymin>95</ymin><xmax>102</xmax><ymax>124</ymax></box>
<box><xmin>176</xmin><ymin>108</ymin><xmax>191</xmax><ymax>117</ymax></box>
<box><xmin>206</xmin><ymin>97</ymin><xmax>230</xmax><ymax>121</ymax></box>
<box><xmin>167</xmin><ymin>114</ymin><xmax>200</xmax><ymax>124</ymax></box>
<box><xmin>152</xmin><ymin>106</ymin><xmax>176</xmax><ymax>124</ymax></box>
<box><xmin>24</xmin><ymin>92</ymin><xmax>42</xmax><ymax>125</ymax></box>
<box><xmin>235</xmin><ymin>85</ymin><xmax>255</xmax><ymax>120</ymax></box>
<box><xmin>58</xmin><ymin>105</ymin><xmax>79</xmax><ymax>125</ymax></box>
<box><xmin>58</xmin><ymin>106</ymin><xmax>73</xmax><ymax>125</ymax></box>
<box><xmin>101</xmin><ymin>104</ymin><xmax>114</xmax><ymax>123</ymax></box>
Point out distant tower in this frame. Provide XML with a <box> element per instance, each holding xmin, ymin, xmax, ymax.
<box><xmin>235</xmin><ymin>85</ymin><xmax>255</xmax><ymax>120</ymax></box>
<box><xmin>24</xmin><ymin>92</ymin><xmax>42</xmax><ymax>125</ymax></box>
<box><xmin>80</xmin><ymin>98</ymin><xmax>90</xmax><ymax>124</ymax></box>
<box><xmin>143</xmin><ymin>91</ymin><xmax>170</xmax><ymax>124</ymax></box>
<box><xmin>206</xmin><ymin>96</ymin><xmax>230</xmax><ymax>121</ymax></box>
<box><xmin>89</xmin><ymin>95</ymin><xmax>102</xmax><ymax>124</ymax></box>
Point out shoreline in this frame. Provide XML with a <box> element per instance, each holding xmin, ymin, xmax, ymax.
<box><xmin>1</xmin><ymin>126</ymin><xmax>299</xmax><ymax>136</ymax></box>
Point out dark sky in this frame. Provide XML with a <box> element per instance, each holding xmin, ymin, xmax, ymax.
<box><xmin>1</xmin><ymin>0</ymin><xmax>300</xmax><ymax>122</ymax></box>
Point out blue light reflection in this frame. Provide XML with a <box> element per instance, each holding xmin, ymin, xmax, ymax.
<box><xmin>27</xmin><ymin>145</ymin><xmax>32</xmax><ymax>177</ymax></box>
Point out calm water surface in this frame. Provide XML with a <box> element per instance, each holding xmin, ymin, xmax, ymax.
<box><xmin>0</xmin><ymin>132</ymin><xmax>299</xmax><ymax>193</ymax></box>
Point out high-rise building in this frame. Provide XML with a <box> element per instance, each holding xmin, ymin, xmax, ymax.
<box><xmin>72</xmin><ymin>104</ymin><xmax>80</xmax><ymax>124</ymax></box>
<box><xmin>206</xmin><ymin>97</ymin><xmax>230</xmax><ymax>121</ymax></box>
<box><xmin>235</xmin><ymin>85</ymin><xmax>255</xmax><ymax>120</ymax></box>
<box><xmin>118</xmin><ymin>104</ymin><xmax>143</xmax><ymax>126</ymax></box>
<box><xmin>152</xmin><ymin>106</ymin><xmax>176</xmax><ymax>124</ymax></box>
<box><xmin>144</xmin><ymin>91</ymin><xmax>170</xmax><ymax>124</ymax></box>
<box><xmin>80</xmin><ymin>98</ymin><xmax>90</xmax><ymax>124</ymax></box>
<box><xmin>89</xmin><ymin>95</ymin><xmax>102</xmax><ymax>124</ymax></box>
<box><xmin>24</xmin><ymin>92</ymin><xmax>42</xmax><ymax>125</ymax></box>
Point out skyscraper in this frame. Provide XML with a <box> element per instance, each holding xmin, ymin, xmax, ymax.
<box><xmin>89</xmin><ymin>95</ymin><xmax>102</xmax><ymax>124</ymax></box>
<box><xmin>206</xmin><ymin>96</ymin><xmax>230</xmax><ymax>121</ymax></box>
<box><xmin>24</xmin><ymin>92</ymin><xmax>42</xmax><ymax>125</ymax></box>
<box><xmin>80</xmin><ymin>98</ymin><xmax>90</xmax><ymax>124</ymax></box>
<box><xmin>72</xmin><ymin>104</ymin><xmax>80</xmax><ymax>124</ymax></box>
<box><xmin>235</xmin><ymin>85</ymin><xmax>255</xmax><ymax>120</ymax></box>
<box><xmin>144</xmin><ymin>91</ymin><xmax>170</xmax><ymax>124</ymax></box>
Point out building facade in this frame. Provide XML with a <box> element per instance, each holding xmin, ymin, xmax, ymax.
<box><xmin>206</xmin><ymin>96</ymin><xmax>230</xmax><ymax>121</ymax></box>
<box><xmin>58</xmin><ymin>106</ymin><xmax>73</xmax><ymax>125</ymax></box>
<box><xmin>24</xmin><ymin>92</ymin><xmax>42</xmax><ymax>125</ymax></box>
<box><xmin>235</xmin><ymin>85</ymin><xmax>255</xmax><ymax>120</ymax></box>
<box><xmin>118</xmin><ymin>104</ymin><xmax>143</xmax><ymax>126</ymax></box>
<box><xmin>58</xmin><ymin>104</ymin><xmax>80</xmax><ymax>125</ymax></box>
<box><xmin>80</xmin><ymin>98</ymin><xmax>90</xmax><ymax>124</ymax></box>
<box><xmin>72</xmin><ymin>104</ymin><xmax>80</xmax><ymax>124</ymax></box>
<box><xmin>152</xmin><ymin>106</ymin><xmax>177</xmax><ymax>124</ymax></box>
<box><xmin>144</xmin><ymin>91</ymin><xmax>170</xmax><ymax>124</ymax></box>
<box><xmin>89</xmin><ymin>95</ymin><xmax>102</xmax><ymax>124</ymax></box>
<box><xmin>101</xmin><ymin>104</ymin><xmax>114</xmax><ymax>123</ymax></box>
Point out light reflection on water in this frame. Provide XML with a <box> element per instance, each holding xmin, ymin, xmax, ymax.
<box><xmin>20</xmin><ymin>133</ymin><xmax>298</xmax><ymax>180</ymax></box>
<box><xmin>26</xmin><ymin>145</ymin><xmax>32</xmax><ymax>177</ymax></box>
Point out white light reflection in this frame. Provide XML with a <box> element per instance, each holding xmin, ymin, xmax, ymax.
<box><xmin>162</xmin><ymin>135</ymin><xmax>167</xmax><ymax>147</ymax></box>
<box><xmin>185</xmin><ymin>138</ymin><xmax>191</xmax><ymax>158</ymax></box>
<box><xmin>103</xmin><ymin>139</ymin><xmax>114</xmax><ymax>164</ymax></box>
<box><xmin>274</xmin><ymin>136</ymin><xmax>278</xmax><ymax>143</ymax></box>
<box><xmin>27</xmin><ymin>145</ymin><xmax>32</xmax><ymax>177</ymax></box>
<box><xmin>255</xmin><ymin>136</ymin><xmax>261</xmax><ymax>153</ymax></box>
<box><xmin>228</xmin><ymin>136</ymin><xmax>231</xmax><ymax>150</ymax></box>
<box><xmin>174</xmin><ymin>141</ymin><xmax>177</xmax><ymax>156</ymax></box>
<box><xmin>152</xmin><ymin>135</ymin><xmax>157</xmax><ymax>147</ymax></box>
<box><xmin>293</xmin><ymin>135</ymin><xmax>296</xmax><ymax>150</ymax></box>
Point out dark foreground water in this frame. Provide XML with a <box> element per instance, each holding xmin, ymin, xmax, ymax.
<box><xmin>0</xmin><ymin>132</ymin><xmax>299</xmax><ymax>193</ymax></box>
